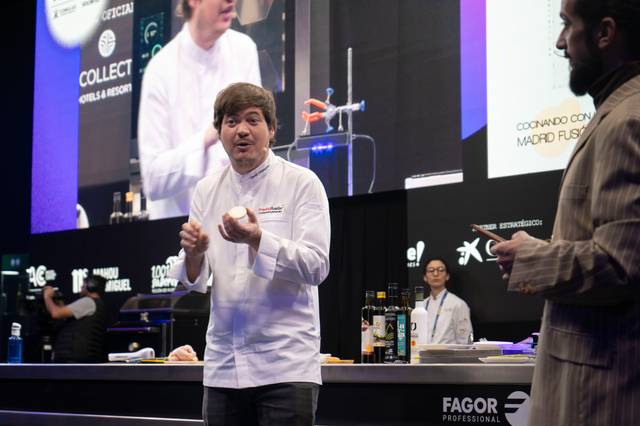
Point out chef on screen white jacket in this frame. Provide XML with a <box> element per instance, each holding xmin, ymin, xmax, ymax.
<box><xmin>138</xmin><ymin>23</ymin><xmax>261</xmax><ymax>220</ymax></box>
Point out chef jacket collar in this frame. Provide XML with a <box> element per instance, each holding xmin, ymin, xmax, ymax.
<box><xmin>180</xmin><ymin>23</ymin><xmax>222</xmax><ymax>65</ymax></box>
<box><xmin>229</xmin><ymin>150</ymin><xmax>274</xmax><ymax>191</ymax></box>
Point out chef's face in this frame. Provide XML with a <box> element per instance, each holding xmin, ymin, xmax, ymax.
<box><xmin>189</xmin><ymin>0</ymin><xmax>236</xmax><ymax>39</ymax></box>
<box><xmin>423</xmin><ymin>260</ymin><xmax>449</xmax><ymax>290</ymax></box>
<box><xmin>219</xmin><ymin>107</ymin><xmax>274</xmax><ymax>174</ymax></box>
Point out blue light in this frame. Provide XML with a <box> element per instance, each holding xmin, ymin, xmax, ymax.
<box><xmin>311</xmin><ymin>143</ymin><xmax>334</xmax><ymax>153</ymax></box>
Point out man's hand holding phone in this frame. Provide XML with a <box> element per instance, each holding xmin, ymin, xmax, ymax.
<box><xmin>470</xmin><ymin>224</ymin><xmax>506</xmax><ymax>242</ymax></box>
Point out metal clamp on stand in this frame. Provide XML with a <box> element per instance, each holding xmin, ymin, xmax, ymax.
<box><xmin>283</xmin><ymin>48</ymin><xmax>376</xmax><ymax>197</ymax></box>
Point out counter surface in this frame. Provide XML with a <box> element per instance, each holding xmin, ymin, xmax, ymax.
<box><xmin>0</xmin><ymin>362</ymin><xmax>533</xmax><ymax>384</ymax></box>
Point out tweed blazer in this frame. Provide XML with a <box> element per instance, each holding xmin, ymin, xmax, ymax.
<box><xmin>509</xmin><ymin>74</ymin><xmax>640</xmax><ymax>425</ymax></box>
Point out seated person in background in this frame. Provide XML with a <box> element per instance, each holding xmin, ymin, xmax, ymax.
<box><xmin>422</xmin><ymin>257</ymin><xmax>473</xmax><ymax>344</ymax></box>
<box><xmin>43</xmin><ymin>275</ymin><xmax>107</xmax><ymax>363</ymax></box>
<box><xmin>168</xmin><ymin>344</ymin><xmax>198</xmax><ymax>361</ymax></box>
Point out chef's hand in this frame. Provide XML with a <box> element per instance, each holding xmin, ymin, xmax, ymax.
<box><xmin>180</xmin><ymin>219</ymin><xmax>209</xmax><ymax>282</ymax></box>
<box><xmin>180</xmin><ymin>219</ymin><xmax>209</xmax><ymax>258</ymax></box>
<box><xmin>218</xmin><ymin>208</ymin><xmax>262</xmax><ymax>250</ymax></box>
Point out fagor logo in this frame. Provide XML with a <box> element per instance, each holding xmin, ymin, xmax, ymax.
<box><xmin>98</xmin><ymin>29</ymin><xmax>116</xmax><ymax>57</ymax></box>
<box><xmin>406</xmin><ymin>241</ymin><xmax>426</xmax><ymax>268</ymax></box>
<box><xmin>504</xmin><ymin>391</ymin><xmax>530</xmax><ymax>426</ymax></box>
<box><xmin>441</xmin><ymin>396</ymin><xmax>500</xmax><ymax>423</ymax></box>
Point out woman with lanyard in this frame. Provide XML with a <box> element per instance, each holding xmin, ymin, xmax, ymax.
<box><xmin>422</xmin><ymin>257</ymin><xmax>473</xmax><ymax>344</ymax></box>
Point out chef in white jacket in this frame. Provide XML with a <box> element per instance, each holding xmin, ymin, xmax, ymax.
<box><xmin>169</xmin><ymin>82</ymin><xmax>330</xmax><ymax>425</ymax></box>
<box><xmin>422</xmin><ymin>257</ymin><xmax>473</xmax><ymax>344</ymax></box>
<box><xmin>138</xmin><ymin>0</ymin><xmax>261</xmax><ymax>220</ymax></box>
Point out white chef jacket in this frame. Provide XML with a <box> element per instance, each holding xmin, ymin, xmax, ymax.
<box><xmin>169</xmin><ymin>151</ymin><xmax>331</xmax><ymax>388</ymax></box>
<box><xmin>138</xmin><ymin>23</ymin><xmax>261</xmax><ymax>220</ymax></box>
<box><xmin>424</xmin><ymin>290</ymin><xmax>473</xmax><ymax>344</ymax></box>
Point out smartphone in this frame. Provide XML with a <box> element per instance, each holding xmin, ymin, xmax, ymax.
<box><xmin>470</xmin><ymin>224</ymin><xmax>506</xmax><ymax>243</ymax></box>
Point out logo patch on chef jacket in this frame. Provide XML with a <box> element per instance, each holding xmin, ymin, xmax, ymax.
<box><xmin>258</xmin><ymin>205</ymin><xmax>285</xmax><ymax>217</ymax></box>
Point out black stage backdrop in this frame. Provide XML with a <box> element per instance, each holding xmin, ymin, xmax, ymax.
<box><xmin>320</xmin><ymin>190</ymin><xmax>408</xmax><ymax>361</ymax></box>
<box><xmin>329</xmin><ymin>0</ymin><xmax>462</xmax><ymax>194</ymax></box>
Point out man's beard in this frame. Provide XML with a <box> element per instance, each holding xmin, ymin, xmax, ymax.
<box><xmin>568</xmin><ymin>41</ymin><xmax>604</xmax><ymax>96</ymax></box>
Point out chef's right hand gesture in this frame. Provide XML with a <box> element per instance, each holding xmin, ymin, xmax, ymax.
<box><xmin>180</xmin><ymin>219</ymin><xmax>209</xmax><ymax>258</ymax></box>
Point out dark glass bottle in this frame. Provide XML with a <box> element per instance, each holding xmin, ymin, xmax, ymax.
<box><xmin>397</xmin><ymin>288</ymin><xmax>413</xmax><ymax>363</ymax></box>
<box><xmin>123</xmin><ymin>191</ymin><xmax>134</xmax><ymax>223</ymax></box>
<box><xmin>41</xmin><ymin>335</ymin><xmax>53</xmax><ymax>363</ymax></box>
<box><xmin>384</xmin><ymin>283</ymin><xmax>401</xmax><ymax>363</ymax></box>
<box><xmin>138</xmin><ymin>190</ymin><xmax>149</xmax><ymax>221</ymax></box>
<box><xmin>372</xmin><ymin>291</ymin><xmax>387</xmax><ymax>363</ymax></box>
<box><xmin>109</xmin><ymin>191</ymin><xmax>124</xmax><ymax>224</ymax></box>
<box><xmin>361</xmin><ymin>290</ymin><xmax>375</xmax><ymax>363</ymax></box>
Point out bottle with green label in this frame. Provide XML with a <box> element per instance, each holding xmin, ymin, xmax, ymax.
<box><xmin>384</xmin><ymin>283</ymin><xmax>400</xmax><ymax>363</ymax></box>
<box><xmin>397</xmin><ymin>288</ymin><xmax>413</xmax><ymax>363</ymax></box>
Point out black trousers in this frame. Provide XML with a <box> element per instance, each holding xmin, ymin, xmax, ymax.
<box><xmin>202</xmin><ymin>382</ymin><xmax>319</xmax><ymax>426</ymax></box>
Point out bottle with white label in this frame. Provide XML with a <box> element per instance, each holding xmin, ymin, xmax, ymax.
<box><xmin>410</xmin><ymin>285</ymin><xmax>428</xmax><ymax>364</ymax></box>
<box><xmin>372</xmin><ymin>291</ymin><xmax>387</xmax><ymax>363</ymax></box>
<box><xmin>360</xmin><ymin>290</ymin><xmax>375</xmax><ymax>363</ymax></box>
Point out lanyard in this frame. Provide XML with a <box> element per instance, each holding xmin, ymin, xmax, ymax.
<box><xmin>425</xmin><ymin>291</ymin><xmax>448</xmax><ymax>340</ymax></box>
